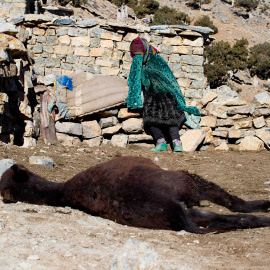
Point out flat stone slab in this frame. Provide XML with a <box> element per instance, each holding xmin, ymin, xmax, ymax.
<box><xmin>181</xmin><ymin>129</ymin><xmax>205</xmax><ymax>152</ymax></box>
<box><xmin>29</xmin><ymin>156</ymin><xmax>54</xmax><ymax>167</ymax></box>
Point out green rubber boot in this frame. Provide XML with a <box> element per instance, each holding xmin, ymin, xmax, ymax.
<box><xmin>173</xmin><ymin>142</ymin><xmax>183</xmax><ymax>152</ymax></box>
<box><xmin>151</xmin><ymin>143</ymin><xmax>168</xmax><ymax>152</ymax></box>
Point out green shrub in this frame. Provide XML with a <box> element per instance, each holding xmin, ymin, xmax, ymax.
<box><xmin>204</xmin><ymin>39</ymin><xmax>249</xmax><ymax>87</ymax></box>
<box><xmin>107</xmin><ymin>0</ymin><xmax>138</xmax><ymax>8</ymax></box>
<box><xmin>57</xmin><ymin>0</ymin><xmax>87</xmax><ymax>7</ymax></box>
<box><xmin>186</xmin><ymin>0</ymin><xmax>212</xmax><ymax>9</ymax></box>
<box><xmin>248</xmin><ymin>42</ymin><xmax>270</xmax><ymax>79</ymax></box>
<box><xmin>152</xmin><ymin>6</ymin><xmax>191</xmax><ymax>25</ymax></box>
<box><xmin>133</xmin><ymin>0</ymin><xmax>159</xmax><ymax>18</ymax></box>
<box><xmin>230</xmin><ymin>38</ymin><xmax>249</xmax><ymax>70</ymax></box>
<box><xmin>194</xmin><ymin>15</ymin><xmax>218</xmax><ymax>34</ymax></box>
<box><xmin>235</xmin><ymin>0</ymin><xmax>259</xmax><ymax>10</ymax></box>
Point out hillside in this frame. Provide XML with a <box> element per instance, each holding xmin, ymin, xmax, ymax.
<box><xmin>69</xmin><ymin>0</ymin><xmax>270</xmax><ymax>47</ymax></box>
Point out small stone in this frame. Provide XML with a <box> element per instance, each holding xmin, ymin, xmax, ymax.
<box><xmin>215</xmin><ymin>141</ymin><xmax>229</xmax><ymax>151</ymax></box>
<box><xmin>128</xmin><ymin>133</ymin><xmax>153</xmax><ymax>142</ymax></box>
<box><xmin>29</xmin><ymin>156</ymin><xmax>54</xmax><ymax>167</ymax></box>
<box><xmin>256</xmin><ymin>128</ymin><xmax>270</xmax><ymax>149</ymax></box>
<box><xmin>28</xmin><ymin>255</ymin><xmax>40</xmax><ymax>260</ymax></box>
<box><xmin>154</xmin><ymin>157</ymin><xmax>159</xmax><ymax>163</ymax></box>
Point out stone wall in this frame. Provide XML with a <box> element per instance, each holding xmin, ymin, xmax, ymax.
<box><xmin>1</xmin><ymin>16</ymin><xmax>270</xmax><ymax>151</ymax></box>
<box><xmin>0</xmin><ymin>0</ymin><xmax>27</xmax><ymax>17</ymax></box>
<box><xmin>25</xmin><ymin>20</ymin><xmax>207</xmax><ymax>102</ymax></box>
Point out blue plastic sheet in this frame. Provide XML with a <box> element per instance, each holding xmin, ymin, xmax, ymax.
<box><xmin>57</xmin><ymin>75</ymin><xmax>73</xmax><ymax>91</ymax></box>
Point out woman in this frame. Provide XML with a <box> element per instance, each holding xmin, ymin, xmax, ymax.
<box><xmin>127</xmin><ymin>37</ymin><xmax>201</xmax><ymax>152</ymax></box>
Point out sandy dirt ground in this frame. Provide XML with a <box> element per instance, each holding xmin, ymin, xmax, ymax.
<box><xmin>0</xmin><ymin>142</ymin><xmax>270</xmax><ymax>270</ymax></box>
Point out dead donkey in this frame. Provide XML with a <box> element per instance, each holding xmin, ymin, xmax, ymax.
<box><xmin>1</xmin><ymin>156</ymin><xmax>270</xmax><ymax>234</ymax></box>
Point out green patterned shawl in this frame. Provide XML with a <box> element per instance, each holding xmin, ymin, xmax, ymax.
<box><xmin>127</xmin><ymin>54</ymin><xmax>201</xmax><ymax>129</ymax></box>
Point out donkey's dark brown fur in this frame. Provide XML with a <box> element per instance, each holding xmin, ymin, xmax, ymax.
<box><xmin>1</xmin><ymin>156</ymin><xmax>270</xmax><ymax>234</ymax></box>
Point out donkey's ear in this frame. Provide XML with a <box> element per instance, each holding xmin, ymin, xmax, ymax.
<box><xmin>10</xmin><ymin>164</ymin><xmax>29</xmax><ymax>183</ymax></box>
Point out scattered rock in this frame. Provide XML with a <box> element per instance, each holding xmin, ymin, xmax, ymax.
<box><xmin>22</xmin><ymin>137</ymin><xmax>37</xmax><ymax>148</ymax></box>
<box><xmin>29</xmin><ymin>156</ymin><xmax>54</xmax><ymax>167</ymax></box>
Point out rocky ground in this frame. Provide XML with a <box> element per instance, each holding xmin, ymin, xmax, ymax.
<box><xmin>0</xmin><ymin>141</ymin><xmax>270</xmax><ymax>269</ymax></box>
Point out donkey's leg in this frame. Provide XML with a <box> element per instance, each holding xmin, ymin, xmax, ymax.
<box><xmin>191</xmin><ymin>174</ymin><xmax>270</xmax><ymax>213</ymax></box>
<box><xmin>187</xmin><ymin>208</ymin><xmax>270</xmax><ymax>233</ymax></box>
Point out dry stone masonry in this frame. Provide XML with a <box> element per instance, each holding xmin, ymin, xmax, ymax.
<box><xmin>0</xmin><ymin>6</ymin><xmax>270</xmax><ymax>151</ymax></box>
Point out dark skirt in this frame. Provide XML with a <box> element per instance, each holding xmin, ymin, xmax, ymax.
<box><xmin>143</xmin><ymin>88</ymin><xmax>186</xmax><ymax>128</ymax></box>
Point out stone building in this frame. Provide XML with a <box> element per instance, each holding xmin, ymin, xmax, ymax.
<box><xmin>0</xmin><ymin>2</ymin><xmax>269</xmax><ymax>150</ymax></box>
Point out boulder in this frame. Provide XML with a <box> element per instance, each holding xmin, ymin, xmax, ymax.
<box><xmin>180</xmin><ymin>129</ymin><xmax>205</xmax><ymax>152</ymax></box>
<box><xmin>239</xmin><ymin>136</ymin><xmax>264</xmax><ymax>151</ymax></box>
<box><xmin>0</xmin><ymin>23</ymin><xmax>18</xmax><ymax>35</ymax></box>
